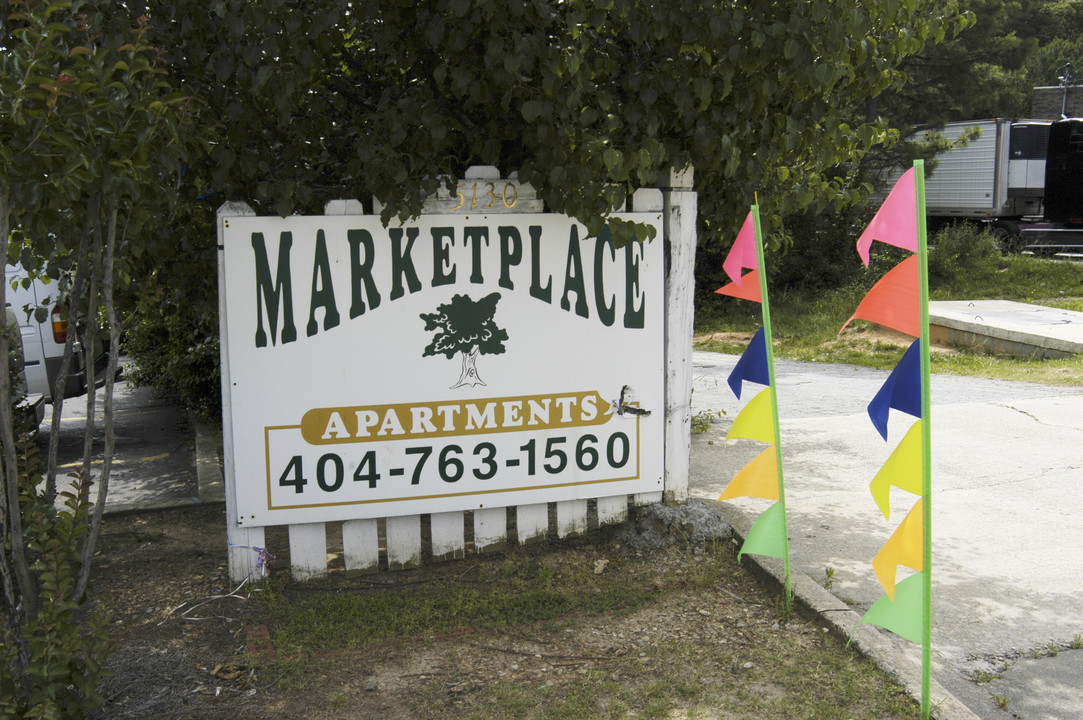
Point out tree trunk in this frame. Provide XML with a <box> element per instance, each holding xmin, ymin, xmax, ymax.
<box><xmin>75</xmin><ymin>194</ymin><xmax>120</xmax><ymax>601</ymax></box>
<box><xmin>451</xmin><ymin>346</ymin><xmax>486</xmax><ymax>388</ymax></box>
<box><xmin>44</xmin><ymin>203</ymin><xmax>94</xmax><ymax>503</ymax></box>
<box><xmin>1</xmin><ymin>188</ymin><xmax>41</xmax><ymax>635</ymax></box>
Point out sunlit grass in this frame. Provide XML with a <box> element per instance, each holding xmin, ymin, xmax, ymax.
<box><xmin>695</xmin><ymin>247</ymin><xmax>1083</xmax><ymax>386</ymax></box>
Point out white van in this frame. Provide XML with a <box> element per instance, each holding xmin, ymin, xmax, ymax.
<box><xmin>5</xmin><ymin>264</ymin><xmax>106</xmax><ymax>403</ymax></box>
<box><xmin>5</xmin><ymin>307</ymin><xmax>45</xmax><ymax>433</ymax></box>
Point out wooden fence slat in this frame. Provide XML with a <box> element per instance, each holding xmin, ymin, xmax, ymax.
<box><xmin>386</xmin><ymin>515</ymin><xmax>422</xmax><ymax>570</ymax></box>
<box><xmin>516</xmin><ymin>503</ymin><xmax>549</xmax><ymax>544</ymax></box>
<box><xmin>596</xmin><ymin>495</ymin><xmax>628</xmax><ymax>526</ymax></box>
<box><xmin>633</xmin><ymin>491</ymin><xmax>665</xmax><ymax>507</ymax></box>
<box><xmin>473</xmin><ymin>507</ymin><xmax>507</xmax><ymax>552</ymax></box>
<box><xmin>288</xmin><ymin>522</ymin><xmax>328</xmax><ymax>581</ymax></box>
<box><xmin>342</xmin><ymin>519</ymin><xmax>380</xmax><ymax>573</ymax></box>
<box><xmin>430</xmin><ymin>511</ymin><xmax>466</xmax><ymax>561</ymax></box>
<box><xmin>556</xmin><ymin>500</ymin><xmax>588</xmax><ymax>538</ymax></box>
<box><xmin>324</xmin><ymin>199</ymin><xmax>364</xmax><ymax>215</ymax></box>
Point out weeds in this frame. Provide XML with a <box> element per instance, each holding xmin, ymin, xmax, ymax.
<box><xmin>822</xmin><ymin>567</ymin><xmax>836</xmax><ymax>592</ymax></box>
<box><xmin>691</xmin><ymin>407</ymin><xmax>725</xmax><ymax>433</ymax></box>
<box><xmin>1072</xmin><ymin>635</ymin><xmax>1083</xmax><ymax>649</ymax></box>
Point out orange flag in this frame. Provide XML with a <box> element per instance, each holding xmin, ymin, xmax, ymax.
<box><xmin>719</xmin><ymin>446</ymin><xmax>780</xmax><ymax>501</ymax></box>
<box><xmin>715</xmin><ymin>269</ymin><xmax>762</xmax><ymax>303</ymax></box>
<box><xmin>873</xmin><ymin>498</ymin><xmax>924</xmax><ymax>600</ymax></box>
<box><xmin>839</xmin><ymin>255</ymin><xmax>919</xmax><ymax>338</ymax></box>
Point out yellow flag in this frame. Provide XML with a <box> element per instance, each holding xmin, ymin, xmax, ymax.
<box><xmin>873</xmin><ymin>498</ymin><xmax>924</xmax><ymax>600</ymax></box>
<box><xmin>869</xmin><ymin>420</ymin><xmax>924</xmax><ymax>520</ymax></box>
<box><xmin>726</xmin><ymin>387</ymin><xmax>775</xmax><ymax>443</ymax></box>
<box><xmin>719</xmin><ymin>446</ymin><xmax>780</xmax><ymax>501</ymax></box>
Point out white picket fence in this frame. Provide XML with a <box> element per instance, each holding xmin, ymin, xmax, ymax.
<box><xmin>218</xmin><ymin>166</ymin><xmax>697</xmax><ymax>582</ymax></box>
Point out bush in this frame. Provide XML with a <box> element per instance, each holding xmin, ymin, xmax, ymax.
<box><xmin>119</xmin><ymin>207</ymin><xmax>222</xmax><ymax>420</ymax></box>
<box><xmin>122</xmin><ymin>281</ymin><xmax>221</xmax><ymax>421</ymax></box>
<box><xmin>0</xmin><ymin>436</ymin><xmax>109</xmax><ymax>720</ymax></box>
<box><xmin>926</xmin><ymin>222</ymin><xmax>1004</xmax><ymax>291</ymax></box>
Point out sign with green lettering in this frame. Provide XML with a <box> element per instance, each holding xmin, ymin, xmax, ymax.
<box><xmin>220</xmin><ymin>212</ymin><xmax>664</xmax><ymax>526</ymax></box>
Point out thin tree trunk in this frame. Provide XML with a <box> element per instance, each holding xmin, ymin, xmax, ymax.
<box><xmin>0</xmin><ymin>188</ymin><xmax>40</xmax><ymax>662</ymax></box>
<box><xmin>44</xmin><ymin>199</ymin><xmax>94</xmax><ymax>503</ymax></box>
<box><xmin>79</xmin><ymin>206</ymin><xmax>104</xmax><ymax>485</ymax></box>
<box><xmin>75</xmin><ymin>195</ymin><xmax>120</xmax><ymax>600</ymax></box>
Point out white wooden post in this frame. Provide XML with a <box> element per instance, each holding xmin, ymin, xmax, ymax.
<box><xmin>473</xmin><ymin>507</ymin><xmax>508</xmax><ymax>552</ymax></box>
<box><xmin>556</xmin><ymin>500</ymin><xmax>588</xmax><ymax>538</ymax></box>
<box><xmin>342</xmin><ymin>518</ymin><xmax>379</xmax><ymax>573</ymax></box>
<box><xmin>386</xmin><ymin>515</ymin><xmax>422</xmax><ymax>570</ymax></box>
<box><xmin>430</xmin><ymin>511</ymin><xmax>465</xmax><ymax>561</ymax></box>
<box><xmin>661</xmin><ymin>167</ymin><xmax>696</xmax><ymax>504</ymax></box>
<box><xmin>288</xmin><ymin>522</ymin><xmax>328</xmax><ymax>581</ymax></box>
<box><xmin>516</xmin><ymin>503</ymin><xmax>549</xmax><ymax>544</ymax></box>
<box><xmin>596</xmin><ymin>495</ymin><xmax>628</xmax><ymax>526</ymax></box>
<box><xmin>218</xmin><ymin>202</ymin><xmax>268</xmax><ymax>585</ymax></box>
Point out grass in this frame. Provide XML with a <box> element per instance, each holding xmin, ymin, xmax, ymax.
<box><xmin>264</xmin><ymin>551</ymin><xmax>660</xmax><ymax>652</ymax></box>
<box><xmin>251</xmin><ymin>535</ymin><xmax>920</xmax><ymax>719</ymax></box>
<box><xmin>695</xmin><ymin>230</ymin><xmax>1083</xmax><ymax>385</ymax></box>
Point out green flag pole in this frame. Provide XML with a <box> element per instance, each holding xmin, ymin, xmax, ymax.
<box><xmin>750</xmin><ymin>204</ymin><xmax>792</xmax><ymax>607</ymax></box>
<box><xmin>913</xmin><ymin>160</ymin><xmax>932</xmax><ymax>719</ymax></box>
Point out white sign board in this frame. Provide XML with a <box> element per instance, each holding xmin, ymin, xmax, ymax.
<box><xmin>220</xmin><ymin>212</ymin><xmax>664</xmax><ymax>526</ymax></box>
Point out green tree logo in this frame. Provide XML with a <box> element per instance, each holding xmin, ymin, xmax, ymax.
<box><xmin>421</xmin><ymin>293</ymin><xmax>509</xmax><ymax>388</ymax></box>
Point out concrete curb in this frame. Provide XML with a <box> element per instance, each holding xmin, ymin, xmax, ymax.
<box><xmin>712</xmin><ymin>501</ymin><xmax>982</xmax><ymax>720</ymax></box>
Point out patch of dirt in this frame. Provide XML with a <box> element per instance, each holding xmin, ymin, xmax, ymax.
<box><xmin>692</xmin><ymin>330</ymin><xmax>757</xmax><ymax>346</ymax></box>
<box><xmin>695</xmin><ymin>324</ymin><xmax>958</xmax><ymax>354</ymax></box>
<box><xmin>88</xmin><ymin>503</ymin><xmax>913</xmax><ymax>719</ymax></box>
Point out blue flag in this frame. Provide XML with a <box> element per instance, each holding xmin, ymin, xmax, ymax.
<box><xmin>867</xmin><ymin>339</ymin><xmax>922</xmax><ymax>440</ymax></box>
<box><xmin>728</xmin><ymin>328</ymin><xmax>769</xmax><ymax>399</ymax></box>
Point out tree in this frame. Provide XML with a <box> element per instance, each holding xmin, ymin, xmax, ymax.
<box><xmin>1</xmin><ymin>2</ymin><xmax>190</xmax><ymax>715</ymax></box>
<box><xmin>421</xmin><ymin>293</ymin><xmax>509</xmax><ymax>388</ymax></box>
<box><xmin>115</xmin><ymin>0</ymin><xmax>969</xmax><ymax>405</ymax></box>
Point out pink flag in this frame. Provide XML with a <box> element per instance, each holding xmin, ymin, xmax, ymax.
<box><xmin>857</xmin><ymin>167</ymin><xmax>918</xmax><ymax>267</ymax></box>
<box><xmin>723</xmin><ymin>211</ymin><xmax>758</xmax><ymax>285</ymax></box>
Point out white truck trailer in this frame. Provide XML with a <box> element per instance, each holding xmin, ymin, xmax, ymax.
<box><xmin>896</xmin><ymin>118</ymin><xmax>1083</xmax><ymax>253</ymax></box>
<box><xmin>915</xmin><ymin>118</ymin><xmax>1050</xmax><ymax>244</ymax></box>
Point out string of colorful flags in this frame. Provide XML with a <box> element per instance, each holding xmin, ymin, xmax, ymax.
<box><xmin>714</xmin><ymin>161</ymin><xmax>933</xmax><ymax>718</ymax></box>
<box><xmin>714</xmin><ymin>205</ymin><xmax>792</xmax><ymax>606</ymax></box>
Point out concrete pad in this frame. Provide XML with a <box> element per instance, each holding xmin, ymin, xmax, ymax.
<box><xmin>929</xmin><ymin>300</ymin><xmax>1083</xmax><ymax>357</ymax></box>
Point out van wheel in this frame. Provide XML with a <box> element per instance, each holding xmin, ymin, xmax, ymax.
<box><xmin>990</xmin><ymin>221</ymin><xmax>1022</xmax><ymax>253</ymax></box>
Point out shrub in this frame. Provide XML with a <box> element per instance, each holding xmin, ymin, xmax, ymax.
<box><xmin>926</xmin><ymin>222</ymin><xmax>1003</xmax><ymax>290</ymax></box>
<box><xmin>0</xmin><ymin>436</ymin><xmax>109</xmax><ymax>720</ymax></box>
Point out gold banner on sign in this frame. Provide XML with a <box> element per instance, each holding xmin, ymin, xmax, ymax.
<box><xmin>300</xmin><ymin>390</ymin><xmax>612</xmax><ymax>445</ymax></box>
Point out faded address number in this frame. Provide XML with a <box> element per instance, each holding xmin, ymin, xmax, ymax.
<box><xmin>451</xmin><ymin>181</ymin><xmax>518</xmax><ymax>211</ymax></box>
